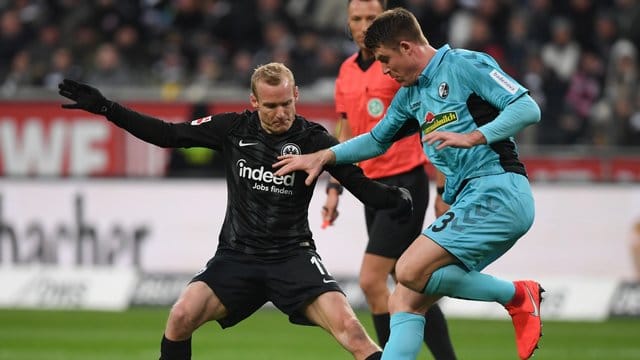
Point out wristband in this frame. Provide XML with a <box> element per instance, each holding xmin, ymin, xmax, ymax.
<box><xmin>326</xmin><ymin>182</ymin><xmax>343</xmax><ymax>195</ymax></box>
<box><xmin>436</xmin><ymin>186</ymin><xmax>445</xmax><ymax>195</ymax></box>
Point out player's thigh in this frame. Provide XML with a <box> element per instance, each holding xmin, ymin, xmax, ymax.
<box><xmin>395</xmin><ymin>234</ymin><xmax>457</xmax><ymax>286</ymax></box>
<box><xmin>267</xmin><ymin>249</ymin><xmax>344</xmax><ymax>326</ymax></box>
<box><xmin>171</xmin><ymin>281</ymin><xmax>227</xmax><ymax>323</ymax></box>
<box><xmin>192</xmin><ymin>252</ymin><xmax>268</xmax><ymax>328</ymax></box>
<box><xmin>424</xmin><ymin>173</ymin><xmax>535</xmax><ymax>271</ymax></box>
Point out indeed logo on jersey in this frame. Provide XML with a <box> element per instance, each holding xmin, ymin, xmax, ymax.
<box><xmin>421</xmin><ymin>111</ymin><xmax>458</xmax><ymax>134</ymax></box>
<box><xmin>237</xmin><ymin>159</ymin><xmax>295</xmax><ymax>194</ymax></box>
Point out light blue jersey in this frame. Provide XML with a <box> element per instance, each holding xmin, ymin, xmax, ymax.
<box><xmin>330</xmin><ymin>45</ymin><xmax>540</xmax><ymax>270</ymax></box>
<box><xmin>332</xmin><ymin>45</ymin><xmax>537</xmax><ymax>205</ymax></box>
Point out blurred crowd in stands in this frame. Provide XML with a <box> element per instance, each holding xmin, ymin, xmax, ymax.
<box><xmin>1</xmin><ymin>0</ymin><xmax>639</xmax><ymax>147</ymax></box>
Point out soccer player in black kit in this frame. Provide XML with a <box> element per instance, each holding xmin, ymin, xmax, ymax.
<box><xmin>58</xmin><ymin>62</ymin><xmax>414</xmax><ymax>360</ymax></box>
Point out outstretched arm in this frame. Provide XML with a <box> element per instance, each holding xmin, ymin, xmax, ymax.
<box><xmin>273</xmin><ymin>131</ymin><xmax>390</xmax><ymax>184</ymax></box>
<box><xmin>58</xmin><ymin>79</ymin><xmax>227</xmax><ymax>149</ymax></box>
<box><xmin>58</xmin><ymin>79</ymin><xmax>176</xmax><ymax>147</ymax></box>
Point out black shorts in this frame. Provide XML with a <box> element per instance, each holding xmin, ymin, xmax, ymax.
<box><xmin>364</xmin><ymin>165</ymin><xmax>430</xmax><ymax>258</ymax></box>
<box><xmin>191</xmin><ymin>248</ymin><xmax>343</xmax><ymax>328</ymax></box>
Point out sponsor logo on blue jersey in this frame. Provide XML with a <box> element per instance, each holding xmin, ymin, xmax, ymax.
<box><xmin>421</xmin><ymin>111</ymin><xmax>458</xmax><ymax>134</ymax></box>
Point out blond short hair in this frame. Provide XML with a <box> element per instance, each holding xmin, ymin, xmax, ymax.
<box><xmin>251</xmin><ymin>62</ymin><xmax>295</xmax><ymax>97</ymax></box>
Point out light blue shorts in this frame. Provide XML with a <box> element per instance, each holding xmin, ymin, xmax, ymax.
<box><xmin>423</xmin><ymin>172</ymin><xmax>535</xmax><ymax>271</ymax></box>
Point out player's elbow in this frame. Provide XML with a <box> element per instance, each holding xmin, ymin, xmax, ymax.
<box><xmin>521</xmin><ymin>94</ymin><xmax>541</xmax><ymax>125</ymax></box>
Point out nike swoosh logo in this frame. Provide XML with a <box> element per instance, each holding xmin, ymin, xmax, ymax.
<box><xmin>526</xmin><ymin>286</ymin><xmax>540</xmax><ymax>317</ymax></box>
<box><xmin>239</xmin><ymin>140</ymin><xmax>258</xmax><ymax>147</ymax></box>
<box><xmin>322</xmin><ymin>278</ymin><xmax>337</xmax><ymax>284</ymax></box>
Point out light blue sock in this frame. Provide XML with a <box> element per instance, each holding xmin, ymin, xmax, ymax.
<box><xmin>424</xmin><ymin>264</ymin><xmax>516</xmax><ymax>305</ymax></box>
<box><xmin>381</xmin><ymin>312</ymin><xmax>425</xmax><ymax>360</ymax></box>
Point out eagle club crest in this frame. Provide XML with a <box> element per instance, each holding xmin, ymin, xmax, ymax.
<box><xmin>438</xmin><ymin>82</ymin><xmax>449</xmax><ymax>99</ymax></box>
<box><xmin>281</xmin><ymin>143</ymin><xmax>301</xmax><ymax>156</ymax></box>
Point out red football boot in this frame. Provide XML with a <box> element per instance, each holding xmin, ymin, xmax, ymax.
<box><xmin>505</xmin><ymin>280</ymin><xmax>544</xmax><ymax>359</ymax></box>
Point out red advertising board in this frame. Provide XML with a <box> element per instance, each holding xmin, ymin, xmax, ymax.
<box><xmin>0</xmin><ymin>101</ymin><xmax>123</xmax><ymax>176</ymax></box>
<box><xmin>0</xmin><ymin>101</ymin><xmax>193</xmax><ymax>176</ymax></box>
<box><xmin>1</xmin><ymin>101</ymin><xmax>638</xmax><ymax>180</ymax></box>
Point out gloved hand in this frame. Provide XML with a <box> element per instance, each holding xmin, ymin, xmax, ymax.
<box><xmin>58</xmin><ymin>79</ymin><xmax>112</xmax><ymax>115</ymax></box>
<box><xmin>388</xmin><ymin>186</ymin><xmax>413</xmax><ymax>222</ymax></box>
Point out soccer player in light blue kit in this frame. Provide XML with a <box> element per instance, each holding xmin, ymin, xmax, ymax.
<box><xmin>274</xmin><ymin>8</ymin><xmax>544</xmax><ymax>360</ymax></box>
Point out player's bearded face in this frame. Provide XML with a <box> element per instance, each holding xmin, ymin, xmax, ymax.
<box><xmin>251</xmin><ymin>80</ymin><xmax>298</xmax><ymax>135</ymax></box>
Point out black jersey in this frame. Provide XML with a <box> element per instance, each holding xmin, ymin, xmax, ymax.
<box><xmin>106</xmin><ymin>104</ymin><xmax>404</xmax><ymax>259</ymax></box>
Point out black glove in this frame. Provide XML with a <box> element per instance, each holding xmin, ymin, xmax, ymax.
<box><xmin>388</xmin><ymin>186</ymin><xmax>413</xmax><ymax>222</ymax></box>
<box><xmin>58</xmin><ymin>79</ymin><xmax>112</xmax><ymax>115</ymax></box>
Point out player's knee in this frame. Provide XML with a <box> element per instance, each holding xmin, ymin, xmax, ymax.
<box><xmin>395</xmin><ymin>259</ymin><xmax>424</xmax><ymax>292</ymax></box>
<box><xmin>341</xmin><ymin>316</ymin><xmax>371</xmax><ymax>345</ymax></box>
<box><xmin>168</xmin><ymin>302</ymin><xmax>199</xmax><ymax>336</ymax></box>
<box><xmin>387</xmin><ymin>290</ymin><xmax>409</xmax><ymax>314</ymax></box>
<box><xmin>359</xmin><ymin>272</ymin><xmax>386</xmax><ymax>296</ymax></box>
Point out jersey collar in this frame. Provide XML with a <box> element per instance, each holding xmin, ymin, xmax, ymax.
<box><xmin>418</xmin><ymin>44</ymin><xmax>451</xmax><ymax>86</ymax></box>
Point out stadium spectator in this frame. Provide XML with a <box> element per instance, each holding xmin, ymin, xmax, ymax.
<box><xmin>504</xmin><ymin>11</ymin><xmax>530</xmax><ymax>78</ymax></box>
<box><xmin>541</xmin><ymin>17</ymin><xmax>581</xmax><ymax>82</ymax></box>
<box><xmin>601</xmin><ymin>39</ymin><xmax>639</xmax><ymax>146</ymax></box>
<box><xmin>86</xmin><ymin>42</ymin><xmax>131</xmax><ymax>86</ymax></box>
<box><xmin>0</xmin><ymin>0</ymin><xmax>639</xmax><ymax>147</ymax></box>
<box><xmin>604</xmin><ymin>39</ymin><xmax>638</xmax><ymax>102</ymax></box>
<box><xmin>418</xmin><ymin>0</ymin><xmax>459</xmax><ymax>48</ymax></box>
<box><xmin>42</xmin><ymin>47</ymin><xmax>83</xmax><ymax>90</ymax></box>
<box><xmin>613</xmin><ymin>0</ymin><xmax>640</xmax><ymax>50</ymax></box>
<box><xmin>563</xmin><ymin>51</ymin><xmax>604</xmax><ymax>144</ymax></box>
<box><xmin>524</xmin><ymin>0</ymin><xmax>554</xmax><ymax>48</ymax></box>
<box><xmin>1</xmin><ymin>50</ymin><xmax>33</xmax><ymax>95</ymax></box>
<box><xmin>58</xmin><ymin>62</ymin><xmax>417</xmax><ymax>360</ymax></box>
<box><xmin>0</xmin><ymin>9</ymin><xmax>29</xmax><ymax>77</ymax></box>
<box><xmin>113</xmin><ymin>24</ymin><xmax>148</xmax><ymax>74</ymax></box>
<box><xmin>184</xmin><ymin>50</ymin><xmax>225</xmax><ymax>97</ymax></box>
<box><xmin>273</xmin><ymin>8</ymin><xmax>543</xmax><ymax>360</ymax></box>
<box><xmin>290</xmin><ymin>27</ymin><xmax>323</xmax><ymax>86</ymax></box>
<box><xmin>592</xmin><ymin>10</ymin><xmax>619</xmax><ymax>62</ymax></box>
<box><xmin>152</xmin><ymin>45</ymin><xmax>188</xmax><ymax>87</ymax></box>
<box><xmin>27</xmin><ymin>23</ymin><xmax>61</xmax><ymax>83</ymax></box>
<box><xmin>471</xmin><ymin>0</ymin><xmax>511</xmax><ymax>45</ymax></box>
<box><xmin>67</xmin><ymin>23</ymin><xmax>100</xmax><ymax>71</ymax></box>
<box><xmin>321</xmin><ymin>1</ymin><xmax>456</xmax><ymax>358</ymax></box>
<box><xmin>308</xmin><ymin>0</ymin><xmax>348</xmax><ymax>35</ymax></box>
<box><xmin>252</xmin><ymin>20</ymin><xmax>296</xmax><ymax>69</ymax></box>
<box><xmin>561</xmin><ymin>0</ymin><xmax>597</xmax><ymax>51</ymax></box>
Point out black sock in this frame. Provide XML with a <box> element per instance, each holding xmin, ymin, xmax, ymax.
<box><xmin>365</xmin><ymin>351</ymin><xmax>383</xmax><ymax>360</ymax></box>
<box><xmin>160</xmin><ymin>335</ymin><xmax>192</xmax><ymax>360</ymax></box>
<box><xmin>424</xmin><ymin>304</ymin><xmax>457</xmax><ymax>360</ymax></box>
<box><xmin>372</xmin><ymin>313</ymin><xmax>390</xmax><ymax>348</ymax></box>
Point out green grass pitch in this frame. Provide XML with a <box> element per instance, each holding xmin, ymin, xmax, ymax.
<box><xmin>1</xmin><ymin>308</ymin><xmax>639</xmax><ymax>359</ymax></box>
